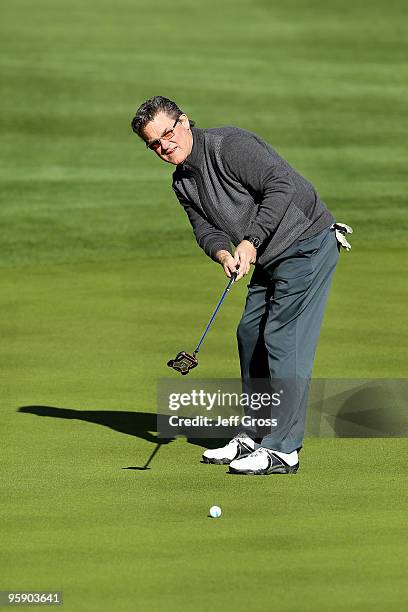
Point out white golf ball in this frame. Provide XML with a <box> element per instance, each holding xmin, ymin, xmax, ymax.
<box><xmin>209</xmin><ymin>505</ymin><xmax>222</xmax><ymax>518</ymax></box>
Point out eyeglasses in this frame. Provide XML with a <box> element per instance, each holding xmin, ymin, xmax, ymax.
<box><xmin>146</xmin><ymin>117</ymin><xmax>180</xmax><ymax>151</ymax></box>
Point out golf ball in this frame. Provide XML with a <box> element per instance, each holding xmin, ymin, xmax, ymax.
<box><xmin>209</xmin><ymin>505</ymin><xmax>222</xmax><ymax>518</ymax></box>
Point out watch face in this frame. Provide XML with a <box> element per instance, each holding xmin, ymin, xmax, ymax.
<box><xmin>244</xmin><ymin>235</ymin><xmax>261</xmax><ymax>249</ymax></box>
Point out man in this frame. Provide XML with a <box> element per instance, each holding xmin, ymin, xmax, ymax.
<box><xmin>131</xmin><ymin>95</ymin><xmax>351</xmax><ymax>475</ymax></box>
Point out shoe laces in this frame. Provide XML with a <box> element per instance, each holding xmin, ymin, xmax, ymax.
<box><xmin>248</xmin><ymin>447</ymin><xmax>268</xmax><ymax>459</ymax></box>
<box><xmin>233</xmin><ymin>432</ymin><xmax>249</xmax><ymax>442</ymax></box>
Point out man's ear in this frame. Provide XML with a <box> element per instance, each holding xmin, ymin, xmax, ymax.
<box><xmin>179</xmin><ymin>114</ymin><xmax>190</xmax><ymax>130</ymax></box>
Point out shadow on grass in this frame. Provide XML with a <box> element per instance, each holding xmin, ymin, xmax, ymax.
<box><xmin>17</xmin><ymin>405</ymin><xmax>227</xmax><ymax>457</ymax></box>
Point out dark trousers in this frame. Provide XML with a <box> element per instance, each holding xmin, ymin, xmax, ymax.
<box><xmin>237</xmin><ymin>227</ymin><xmax>339</xmax><ymax>453</ymax></box>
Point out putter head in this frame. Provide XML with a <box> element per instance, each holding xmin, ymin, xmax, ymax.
<box><xmin>167</xmin><ymin>351</ymin><xmax>198</xmax><ymax>375</ymax></box>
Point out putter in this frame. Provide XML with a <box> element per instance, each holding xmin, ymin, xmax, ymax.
<box><xmin>168</xmin><ymin>271</ymin><xmax>238</xmax><ymax>374</ymax></box>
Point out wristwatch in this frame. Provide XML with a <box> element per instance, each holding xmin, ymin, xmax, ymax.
<box><xmin>243</xmin><ymin>235</ymin><xmax>261</xmax><ymax>249</ymax></box>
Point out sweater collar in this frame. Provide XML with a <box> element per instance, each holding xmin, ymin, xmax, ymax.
<box><xmin>180</xmin><ymin>126</ymin><xmax>203</xmax><ymax>169</ymax></box>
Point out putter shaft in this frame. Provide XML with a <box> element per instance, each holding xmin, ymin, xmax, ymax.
<box><xmin>194</xmin><ymin>271</ymin><xmax>237</xmax><ymax>354</ymax></box>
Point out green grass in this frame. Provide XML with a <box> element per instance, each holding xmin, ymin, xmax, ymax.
<box><xmin>3</xmin><ymin>430</ymin><xmax>408</xmax><ymax>612</ymax></box>
<box><xmin>1</xmin><ymin>0</ymin><xmax>408</xmax><ymax>610</ymax></box>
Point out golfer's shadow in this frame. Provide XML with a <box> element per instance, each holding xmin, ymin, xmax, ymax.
<box><xmin>18</xmin><ymin>406</ymin><xmax>224</xmax><ymax>469</ymax></box>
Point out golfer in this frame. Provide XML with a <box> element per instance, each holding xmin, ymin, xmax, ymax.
<box><xmin>131</xmin><ymin>96</ymin><xmax>352</xmax><ymax>475</ymax></box>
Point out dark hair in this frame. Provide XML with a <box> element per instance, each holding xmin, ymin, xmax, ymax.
<box><xmin>130</xmin><ymin>95</ymin><xmax>195</xmax><ymax>138</ymax></box>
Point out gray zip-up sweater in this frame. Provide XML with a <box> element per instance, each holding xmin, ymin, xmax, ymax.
<box><xmin>172</xmin><ymin>126</ymin><xmax>334</xmax><ymax>266</ymax></box>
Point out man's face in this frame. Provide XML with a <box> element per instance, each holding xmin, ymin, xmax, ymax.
<box><xmin>142</xmin><ymin>111</ymin><xmax>193</xmax><ymax>166</ymax></box>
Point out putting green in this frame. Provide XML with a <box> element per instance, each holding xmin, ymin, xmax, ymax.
<box><xmin>1</xmin><ymin>0</ymin><xmax>407</xmax><ymax>609</ymax></box>
<box><xmin>2</xmin><ymin>256</ymin><xmax>407</xmax><ymax>611</ymax></box>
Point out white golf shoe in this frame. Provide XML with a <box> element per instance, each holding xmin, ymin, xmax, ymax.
<box><xmin>229</xmin><ymin>447</ymin><xmax>299</xmax><ymax>475</ymax></box>
<box><xmin>202</xmin><ymin>433</ymin><xmax>256</xmax><ymax>465</ymax></box>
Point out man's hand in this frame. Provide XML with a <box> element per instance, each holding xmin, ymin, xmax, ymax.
<box><xmin>215</xmin><ymin>250</ymin><xmax>237</xmax><ymax>278</ymax></box>
<box><xmin>233</xmin><ymin>240</ymin><xmax>257</xmax><ymax>280</ymax></box>
<box><xmin>215</xmin><ymin>240</ymin><xmax>257</xmax><ymax>280</ymax></box>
